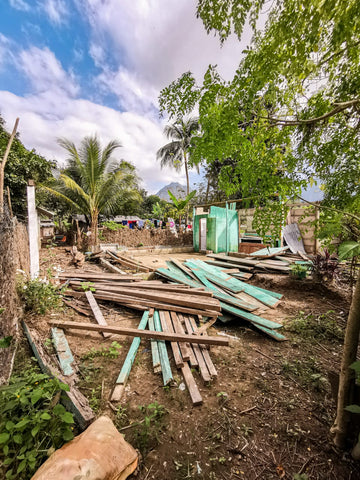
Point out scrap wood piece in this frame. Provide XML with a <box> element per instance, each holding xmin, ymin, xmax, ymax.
<box><xmin>219</xmin><ymin>302</ymin><xmax>283</xmax><ymax>331</ymax></box>
<box><xmin>196</xmin><ymin>317</ymin><xmax>218</xmax><ymax>335</ymax></box>
<box><xmin>22</xmin><ymin>322</ymin><xmax>94</xmax><ymax>429</ymax></box>
<box><xmin>51</xmin><ymin>327</ymin><xmax>76</xmax><ymax>376</ymax></box>
<box><xmin>170</xmin><ymin>312</ymin><xmax>191</xmax><ymax>362</ymax></box>
<box><xmin>159</xmin><ymin>311</ymin><xmax>184</xmax><ymax>368</ymax></box>
<box><xmin>69</xmin><ymin>246</ymin><xmax>85</xmax><ymax>268</ymax></box>
<box><xmin>60</xmin><ymin>272</ymin><xmax>139</xmax><ymax>281</ymax></box>
<box><xmin>100</xmin><ymin>257</ymin><xmax>127</xmax><ymax>275</ymax></box>
<box><xmin>181</xmin><ymin>363</ymin><xmax>203</xmax><ymax>406</ymax></box>
<box><xmin>182</xmin><ymin>315</ymin><xmax>211</xmax><ymax>383</ymax></box>
<box><xmin>153</xmin><ymin>310</ymin><xmax>173</xmax><ymax>386</ymax></box>
<box><xmin>107</xmin><ymin>250</ymin><xmax>151</xmax><ymax>273</ymax></box>
<box><xmin>148</xmin><ymin>310</ymin><xmax>161</xmax><ymax>373</ymax></box>
<box><xmin>111</xmin><ymin>311</ymin><xmax>149</xmax><ymax>402</ymax></box>
<box><xmin>167</xmin><ymin>259</ymin><xmax>199</xmax><ymax>281</ymax></box>
<box><xmin>85</xmin><ymin>290</ymin><xmax>111</xmax><ymax>338</ymax></box>
<box><xmin>48</xmin><ymin>320</ymin><xmax>230</xmax><ymax>346</ymax></box>
<box><xmin>188</xmin><ymin>316</ymin><xmax>217</xmax><ymax>378</ymax></box>
<box><xmin>63</xmin><ymin>299</ymin><xmax>91</xmax><ymax>316</ymax></box>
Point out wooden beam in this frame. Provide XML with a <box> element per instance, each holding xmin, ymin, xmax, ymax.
<box><xmin>181</xmin><ymin>363</ymin><xmax>203</xmax><ymax>406</ymax></box>
<box><xmin>189</xmin><ymin>316</ymin><xmax>217</xmax><ymax>378</ymax></box>
<box><xmin>170</xmin><ymin>312</ymin><xmax>191</xmax><ymax>361</ymax></box>
<box><xmin>48</xmin><ymin>320</ymin><xmax>229</xmax><ymax>346</ymax></box>
<box><xmin>153</xmin><ymin>310</ymin><xmax>173</xmax><ymax>385</ymax></box>
<box><xmin>159</xmin><ymin>311</ymin><xmax>183</xmax><ymax>368</ymax></box>
<box><xmin>51</xmin><ymin>327</ymin><xmax>76</xmax><ymax>376</ymax></box>
<box><xmin>148</xmin><ymin>310</ymin><xmax>161</xmax><ymax>373</ymax></box>
<box><xmin>85</xmin><ymin>290</ymin><xmax>111</xmax><ymax>338</ymax></box>
<box><xmin>111</xmin><ymin>311</ymin><xmax>149</xmax><ymax>402</ymax></box>
<box><xmin>100</xmin><ymin>257</ymin><xmax>127</xmax><ymax>275</ymax></box>
<box><xmin>182</xmin><ymin>316</ymin><xmax>211</xmax><ymax>383</ymax></box>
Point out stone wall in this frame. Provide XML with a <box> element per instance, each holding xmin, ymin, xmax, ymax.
<box><xmin>100</xmin><ymin>227</ymin><xmax>193</xmax><ymax>248</ymax></box>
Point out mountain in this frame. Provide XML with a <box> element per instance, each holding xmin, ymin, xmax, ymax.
<box><xmin>156</xmin><ymin>182</ymin><xmax>187</xmax><ymax>201</ymax></box>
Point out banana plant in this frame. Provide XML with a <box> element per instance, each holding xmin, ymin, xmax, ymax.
<box><xmin>167</xmin><ymin>190</ymin><xmax>196</xmax><ymax>228</ymax></box>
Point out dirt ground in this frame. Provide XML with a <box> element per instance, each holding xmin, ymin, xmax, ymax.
<box><xmin>23</xmin><ymin>247</ymin><xmax>360</xmax><ymax>479</ymax></box>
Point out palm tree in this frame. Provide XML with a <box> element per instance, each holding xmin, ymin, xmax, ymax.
<box><xmin>156</xmin><ymin>117</ymin><xmax>199</xmax><ymax>196</ymax></box>
<box><xmin>44</xmin><ymin>135</ymin><xmax>138</xmax><ymax>247</ymax></box>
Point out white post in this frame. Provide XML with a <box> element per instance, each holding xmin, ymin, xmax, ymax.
<box><xmin>27</xmin><ymin>180</ymin><xmax>39</xmax><ymax>278</ymax></box>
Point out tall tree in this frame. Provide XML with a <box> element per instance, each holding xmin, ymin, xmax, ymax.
<box><xmin>156</xmin><ymin>117</ymin><xmax>199</xmax><ymax>197</ymax></box>
<box><xmin>159</xmin><ymin>0</ymin><xmax>360</xmax><ymax>449</ymax></box>
<box><xmin>44</xmin><ymin>136</ymin><xmax>138</xmax><ymax>247</ymax></box>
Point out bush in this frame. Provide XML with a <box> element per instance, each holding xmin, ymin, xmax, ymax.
<box><xmin>102</xmin><ymin>221</ymin><xmax>125</xmax><ymax>231</ymax></box>
<box><xmin>17</xmin><ymin>278</ymin><xmax>61</xmax><ymax>315</ymax></box>
<box><xmin>0</xmin><ymin>367</ymin><xmax>75</xmax><ymax>479</ymax></box>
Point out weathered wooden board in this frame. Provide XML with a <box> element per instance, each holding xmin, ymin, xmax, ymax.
<box><xmin>51</xmin><ymin>327</ymin><xmax>76</xmax><ymax>376</ymax></box>
<box><xmin>85</xmin><ymin>290</ymin><xmax>111</xmax><ymax>338</ymax></box>
<box><xmin>153</xmin><ymin>310</ymin><xmax>173</xmax><ymax>386</ymax></box>
<box><xmin>181</xmin><ymin>363</ymin><xmax>203</xmax><ymax>406</ymax></box>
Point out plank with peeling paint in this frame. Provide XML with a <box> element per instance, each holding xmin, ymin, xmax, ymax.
<box><xmin>51</xmin><ymin>327</ymin><xmax>76</xmax><ymax>376</ymax></box>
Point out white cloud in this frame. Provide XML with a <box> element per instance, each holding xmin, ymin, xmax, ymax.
<box><xmin>0</xmin><ymin>89</ymin><xmax>188</xmax><ymax>193</ymax></box>
<box><xmin>39</xmin><ymin>0</ymin><xmax>69</xmax><ymax>26</ymax></box>
<box><xmin>79</xmin><ymin>0</ymin><xmax>247</xmax><ymax>115</ymax></box>
<box><xmin>18</xmin><ymin>46</ymin><xmax>79</xmax><ymax>97</ymax></box>
<box><xmin>9</xmin><ymin>0</ymin><xmax>30</xmax><ymax>11</ymax></box>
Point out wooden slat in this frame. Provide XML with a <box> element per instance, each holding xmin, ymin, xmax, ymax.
<box><xmin>100</xmin><ymin>257</ymin><xmax>128</xmax><ymax>274</ymax></box>
<box><xmin>188</xmin><ymin>317</ymin><xmax>217</xmax><ymax>378</ymax></box>
<box><xmin>159</xmin><ymin>311</ymin><xmax>183</xmax><ymax>368</ymax></box>
<box><xmin>170</xmin><ymin>312</ymin><xmax>191</xmax><ymax>361</ymax></box>
<box><xmin>177</xmin><ymin>314</ymin><xmax>198</xmax><ymax>367</ymax></box>
<box><xmin>153</xmin><ymin>311</ymin><xmax>173</xmax><ymax>385</ymax></box>
<box><xmin>111</xmin><ymin>311</ymin><xmax>149</xmax><ymax>402</ymax></box>
<box><xmin>60</xmin><ymin>272</ymin><xmax>139</xmax><ymax>281</ymax></box>
<box><xmin>51</xmin><ymin>327</ymin><xmax>76</xmax><ymax>376</ymax></box>
<box><xmin>183</xmin><ymin>315</ymin><xmax>211</xmax><ymax>383</ymax></box>
<box><xmin>22</xmin><ymin>322</ymin><xmax>94</xmax><ymax>429</ymax></box>
<box><xmin>148</xmin><ymin>310</ymin><xmax>161</xmax><ymax>373</ymax></box>
<box><xmin>85</xmin><ymin>290</ymin><xmax>111</xmax><ymax>338</ymax></box>
<box><xmin>63</xmin><ymin>299</ymin><xmax>91</xmax><ymax>316</ymax></box>
<box><xmin>181</xmin><ymin>363</ymin><xmax>203</xmax><ymax>406</ymax></box>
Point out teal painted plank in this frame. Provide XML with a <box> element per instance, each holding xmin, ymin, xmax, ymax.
<box><xmin>153</xmin><ymin>310</ymin><xmax>173</xmax><ymax>386</ymax></box>
<box><xmin>251</xmin><ymin>323</ymin><xmax>287</xmax><ymax>342</ymax></box>
<box><xmin>148</xmin><ymin>314</ymin><xmax>161</xmax><ymax>370</ymax></box>
<box><xmin>115</xmin><ymin>311</ymin><xmax>149</xmax><ymax>385</ymax></box>
<box><xmin>184</xmin><ymin>261</ymin><xmax>258</xmax><ymax>312</ymax></box>
<box><xmin>51</xmin><ymin>327</ymin><xmax>75</xmax><ymax>376</ymax></box>
<box><xmin>219</xmin><ymin>302</ymin><xmax>283</xmax><ymax>330</ymax></box>
<box><xmin>247</xmin><ymin>285</ymin><xmax>283</xmax><ymax>300</ymax></box>
<box><xmin>166</xmin><ymin>261</ymin><xmax>193</xmax><ymax>280</ymax></box>
<box><xmin>156</xmin><ymin>267</ymin><xmax>203</xmax><ymax>289</ymax></box>
<box><xmin>250</xmin><ymin>246</ymin><xmax>289</xmax><ymax>257</ymax></box>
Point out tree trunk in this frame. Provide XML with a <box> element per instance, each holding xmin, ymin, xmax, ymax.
<box><xmin>89</xmin><ymin>211</ymin><xmax>99</xmax><ymax>249</ymax></box>
<box><xmin>184</xmin><ymin>152</ymin><xmax>190</xmax><ymax>227</ymax></box>
<box><xmin>331</xmin><ymin>274</ymin><xmax>360</xmax><ymax>448</ymax></box>
<box><xmin>0</xmin><ymin>118</ymin><xmax>19</xmax><ymax>216</ymax></box>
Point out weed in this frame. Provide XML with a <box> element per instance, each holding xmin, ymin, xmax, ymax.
<box><xmin>114</xmin><ymin>405</ymin><xmax>128</xmax><ymax>429</ymax></box>
<box><xmin>80</xmin><ymin>282</ymin><xmax>96</xmax><ymax>292</ymax></box>
<box><xmin>81</xmin><ymin>341</ymin><xmax>122</xmax><ymax>360</ymax></box>
<box><xmin>17</xmin><ymin>277</ymin><xmax>62</xmax><ymax>315</ymax></box>
<box><xmin>0</xmin><ymin>366</ymin><xmax>74</xmax><ymax>479</ymax></box>
<box><xmin>102</xmin><ymin>221</ymin><xmax>125</xmax><ymax>231</ymax></box>
<box><xmin>240</xmin><ymin>423</ymin><xmax>253</xmax><ymax>437</ymax></box>
<box><xmin>89</xmin><ymin>386</ymin><xmax>102</xmax><ymax>412</ymax></box>
<box><xmin>285</xmin><ymin>310</ymin><xmax>344</xmax><ymax>342</ymax></box>
<box><xmin>132</xmin><ymin>402</ymin><xmax>167</xmax><ymax>456</ymax></box>
<box><xmin>281</xmin><ymin>357</ymin><xmax>328</xmax><ymax>391</ymax></box>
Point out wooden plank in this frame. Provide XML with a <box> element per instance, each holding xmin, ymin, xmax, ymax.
<box><xmin>168</xmin><ymin>259</ymin><xmax>199</xmax><ymax>281</ymax></box>
<box><xmin>177</xmin><ymin>314</ymin><xmax>197</xmax><ymax>366</ymax></box>
<box><xmin>249</xmin><ymin>246</ymin><xmax>290</xmax><ymax>258</ymax></box>
<box><xmin>85</xmin><ymin>290</ymin><xmax>111</xmax><ymax>338</ymax></box>
<box><xmin>60</xmin><ymin>272</ymin><xmax>138</xmax><ymax>281</ymax></box>
<box><xmin>183</xmin><ymin>315</ymin><xmax>211</xmax><ymax>383</ymax></box>
<box><xmin>181</xmin><ymin>363</ymin><xmax>203</xmax><ymax>406</ymax></box>
<box><xmin>111</xmin><ymin>311</ymin><xmax>149</xmax><ymax>402</ymax></box>
<box><xmin>100</xmin><ymin>257</ymin><xmax>128</xmax><ymax>274</ymax></box>
<box><xmin>188</xmin><ymin>317</ymin><xmax>217</xmax><ymax>378</ymax></box>
<box><xmin>48</xmin><ymin>320</ymin><xmax>229</xmax><ymax>346</ymax></box>
<box><xmin>22</xmin><ymin>322</ymin><xmax>94</xmax><ymax>429</ymax></box>
<box><xmin>63</xmin><ymin>299</ymin><xmax>91</xmax><ymax>316</ymax></box>
<box><xmin>219</xmin><ymin>302</ymin><xmax>283</xmax><ymax>330</ymax></box>
<box><xmin>153</xmin><ymin>310</ymin><xmax>173</xmax><ymax>385</ymax></box>
<box><xmin>159</xmin><ymin>311</ymin><xmax>184</xmax><ymax>368</ymax></box>
<box><xmin>170</xmin><ymin>312</ymin><xmax>191</xmax><ymax>361</ymax></box>
<box><xmin>51</xmin><ymin>327</ymin><xmax>76</xmax><ymax>376</ymax></box>
<box><xmin>148</xmin><ymin>311</ymin><xmax>161</xmax><ymax>373</ymax></box>
<box><xmin>107</xmin><ymin>251</ymin><xmax>150</xmax><ymax>272</ymax></box>
<box><xmin>196</xmin><ymin>317</ymin><xmax>218</xmax><ymax>334</ymax></box>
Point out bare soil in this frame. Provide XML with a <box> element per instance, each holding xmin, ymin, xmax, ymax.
<box><xmin>25</xmin><ymin>247</ymin><xmax>360</xmax><ymax>480</ymax></box>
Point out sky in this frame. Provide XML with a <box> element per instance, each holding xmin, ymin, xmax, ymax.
<box><xmin>0</xmin><ymin>0</ymin><xmax>247</xmax><ymax>194</ymax></box>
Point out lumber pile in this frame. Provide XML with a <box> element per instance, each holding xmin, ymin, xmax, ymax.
<box><xmin>156</xmin><ymin>258</ymin><xmax>286</xmax><ymax>341</ymax></box>
<box><xmin>105</xmin><ymin>249</ymin><xmax>154</xmax><ymax>273</ymax></box>
<box><xmin>206</xmin><ymin>247</ymin><xmax>311</xmax><ymax>275</ymax></box>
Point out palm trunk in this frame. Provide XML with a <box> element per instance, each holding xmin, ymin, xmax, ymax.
<box><xmin>331</xmin><ymin>274</ymin><xmax>360</xmax><ymax>448</ymax></box>
<box><xmin>184</xmin><ymin>152</ymin><xmax>190</xmax><ymax>227</ymax></box>
<box><xmin>90</xmin><ymin>211</ymin><xmax>99</xmax><ymax>249</ymax></box>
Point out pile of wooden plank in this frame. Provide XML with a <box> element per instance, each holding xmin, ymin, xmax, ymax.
<box><xmin>156</xmin><ymin>258</ymin><xmax>286</xmax><ymax>341</ymax></box>
<box><xmin>104</xmin><ymin>249</ymin><xmax>154</xmax><ymax>273</ymax></box>
<box><xmin>206</xmin><ymin>246</ymin><xmax>311</xmax><ymax>275</ymax></box>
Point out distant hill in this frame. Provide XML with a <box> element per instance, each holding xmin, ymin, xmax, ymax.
<box><xmin>156</xmin><ymin>182</ymin><xmax>187</xmax><ymax>201</ymax></box>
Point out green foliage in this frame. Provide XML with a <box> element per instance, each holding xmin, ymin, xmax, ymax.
<box><xmin>102</xmin><ymin>220</ymin><xmax>125</xmax><ymax>231</ymax></box>
<box><xmin>282</xmin><ymin>356</ymin><xmax>328</xmax><ymax>391</ymax></box>
<box><xmin>285</xmin><ymin>310</ymin><xmax>344</xmax><ymax>342</ymax></box>
<box><xmin>0</xmin><ymin>115</ymin><xmax>55</xmax><ymax>217</ymax></box>
<box><xmin>79</xmin><ymin>281</ymin><xmax>96</xmax><ymax>292</ymax></box>
<box><xmin>81</xmin><ymin>341</ymin><xmax>122</xmax><ymax>360</ymax></box>
<box><xmin>311</xmin><ymin>250</ymin><xmax>339</xmax><ymax>283</ymax></box>
<box><xmin>17</xmin><ymin>278</ymin><xmax>62</xmax><ymax>315</ymax></box>
<box><xmin>133</xmin><ymin>402</ymin><xmax>167</xmax><ymax>456</ymax></box>
<box><xmin>0</xmin><ymin>336</ymin><xmax>13</xmax><ymax>349</ymax></box>
<box><xmin>159</xmin><ymin>0</ymin><xmax>360</xmax><ymax>238</ymax></box>
<box><xmin>338</xmin><ymin>241</ymin><xmax>360</xmax><ymax>261</ymax></box>
<box><xmin>168</xmin><ymin>190</ymin><xmax>196</xmax><ymax>212</ymax></box>
<box><xmin>0</xmin><ymin>367</ymin><xmax>74</xmax><ymax>479</ymax></box>
<box><xmin>290</xmin><ymin>263</ymin><xmax>309</xmax><ymax>279</ymax></box>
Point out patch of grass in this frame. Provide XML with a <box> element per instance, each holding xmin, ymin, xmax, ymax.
<box><xmin>285</xmin><ymin>310</ymin><xmax>344</xmax><ymax>342</ymax></box>
<box><xmin>81</xmin><ymin>341</ymin><xmax>122</xmax><ymax>360</ymax></box>
<box><xmin>281</xmin><ymin>356</ymin><xmax>329</xmax><ymax>391</ymax></box>
<box><xmin>131</xmin><ymin>402</ymin><xmax>167</xmax><ymax>457</ymax></box>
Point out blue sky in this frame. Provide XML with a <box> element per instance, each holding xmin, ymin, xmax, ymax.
<box><xmin>0</xmin><ymin>0</ymin><xmax>246</xmax><ymax>193</ymax></box>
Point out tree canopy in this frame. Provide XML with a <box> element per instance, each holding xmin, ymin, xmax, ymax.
<box><xmin>159</xmin><ymin>0</ymin><xmax>360</xmax><ymax>237</ymax></box>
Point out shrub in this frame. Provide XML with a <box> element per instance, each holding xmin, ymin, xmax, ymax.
<box><xmin>102</xmin><ymin>221</ymin><xmax>125</xmax><ymax>231</ymax></box>
<box><xmin>0</xmin><ymin>367</ymin><xmax>75</xmax><ymax>479</ymax></box>
<box><xmin>17</xmin><ymin>278</ymin><xmax>61</xmax><ymax>315</ymax></box>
